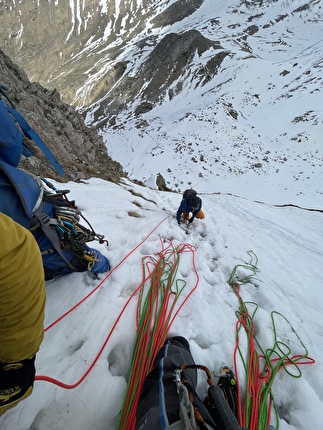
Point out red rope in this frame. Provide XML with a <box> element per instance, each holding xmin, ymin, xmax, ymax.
<box><xmin>232</xmin><ymin>282</ymin><xmax>315</xmax><ymax>430</ymax></box>
<box><xmin>35</xmin><ymin>275</ymin><xmax>145</xmax><ymax>388</ymax></box>
<box><xmin>118</xmin><ymin>240</ymin><xmax>199</xmax><ymax>430</ymax></box>
<box><xmin>44</xmin><ymin>216</ymin><xmax>169</xmax><ymax>332</ymax></box>
<box><xmin>35</xmin><ymin>216</ymin><xmax>169</xmax><ymax>387</ymax></box>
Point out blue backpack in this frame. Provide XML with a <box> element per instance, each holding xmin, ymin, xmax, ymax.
<box><xmin>0</xmin><ymin>86</ymin><xmax>109</xmax><ymax>280</ymax></box>
<box><xmin>0</xmin><ymin>85</ymin><xmax>65</xmax><ymax>175</ymax></box>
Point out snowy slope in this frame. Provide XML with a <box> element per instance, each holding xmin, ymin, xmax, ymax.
<box><xmin>91</xmin><ymin>0</ymin><xmax>323</xmax><ymax>209</ymax></box>
<box><xmin>0</xmin><ymin>178</ymin><xmax>322</xmax><ymax>430</ymax></box>
<box><xmin>0</xmin><ymin>2</ymin><xmax>322</xmax><ymax>429</ymax></box>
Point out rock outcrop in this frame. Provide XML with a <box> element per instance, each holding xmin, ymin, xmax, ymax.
<box><xmin>0</xmin><ymin>48</ymin><xmax>125</xmax><ymax>183</ymax></box>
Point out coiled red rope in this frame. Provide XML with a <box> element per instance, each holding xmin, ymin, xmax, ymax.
<box><xmin>118</xmin><ymin>239</ymin><xmax>199</xmax><ymax>430</ymax></box>
<box><xmin>228</xmin><ymin>253</ymin><xmax>315</xmax><ymax>430</ymax></box>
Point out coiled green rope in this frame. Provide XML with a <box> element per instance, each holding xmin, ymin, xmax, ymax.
<box><xmin>118</xmin><ymin>240</ymin><xmax>199</xmax><ymax>430</ymax></box>
<box><xmin>228</xmin><ymin>251</ymin><xmax>314</xmax><ymax>430</ymax></box>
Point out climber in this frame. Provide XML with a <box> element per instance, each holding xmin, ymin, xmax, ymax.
<box><xmin>176</xmin><ymin>189</ymin><xmax>205</xmax><ymax>225</ymax></box>
<box><xmin>0</xmin><ymin>213</ymin><xmax>46</xmax><ymax>416</ymax></box>
<box><xmin>0</xmin><ymin>94</ymin><xmax>110</xmax><ymax>280</ymax></box>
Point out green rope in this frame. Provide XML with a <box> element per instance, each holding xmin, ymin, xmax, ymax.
<box><xmin>228</xmin><ymin>251</ymin><xmax>314</xmax><ymax>430</ymax></box>
<box><xmin>118</xmin><ymin>242</ymin><xmax>190</xmax><ymax>429</ymax></box>
<box><xmin>227</xmin><ymin>250</ymin><xmax>260</xmax><ymax>286</ymax></box>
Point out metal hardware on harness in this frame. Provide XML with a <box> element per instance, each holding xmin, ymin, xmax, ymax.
<box><xmin>54</xmin><ymin>206</ymin><xmax>81</xmax><ymax>223</ymax></box>
<box><xmin>37</xmin><ymin>212</ymin><xmax>51</xmax><ymax>227</ymax></box>
<box><xmin>174</xmin><ymin>369</ymin><xmax>197</xmax><ymax>430</ymax></box>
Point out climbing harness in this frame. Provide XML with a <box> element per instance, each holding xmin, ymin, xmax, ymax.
<box><xmin>178</xmin><ymin>365</ymin><xmax>213</xmax><ymax>430</ymax></box>
<box><xmin>175</xmin><ymin>364</ymin><xmax>241</xmax><ymax>430</ymax></box>
<box><xmin>174</xmin><ymin>369</ymin><xmax>197</xmax><ymax>430</ymax></box>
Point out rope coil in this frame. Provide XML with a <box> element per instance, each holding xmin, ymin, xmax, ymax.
<box><xmin>118</xmin><ymin>240</ymin><xmax>199</xmax><ymax>430</ymax></box>
<box><xmin>228</xmin><ymin>251</ymin><xmax>315</xmax><ymax>430</ymax></box>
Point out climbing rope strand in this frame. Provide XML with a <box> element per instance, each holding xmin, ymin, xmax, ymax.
<box><xmin>36</xmin><ymin>218</ymin><xmax>170</xmax><ymax>388</ymax></box>
<box><xmin>228</xmin><ymin>252</ymin><xmax>315</xmax><ymax>430</ymax></box>
<box><xmin>118</xmin><ymin>241</ymin><xmax>199</xmax><ymax>430</ymax></box>
<box><xmin>227</xmin><ymin>250</ymin><xmax>259</xmax><ymax>286</ymax></box>
<box><xmin>35</xmin><ymin>272</ymin><xmax>148</xmax><ymax>387</ymax></box>
<box><xmin>35</xmin><ymin>257</ymin><xmax>166</xmax><ymax>387</ymax></box>
<box><xmin>45</xmin><ymin>216</ymin><xmax>169</xmax><ymax>331</ymax></box>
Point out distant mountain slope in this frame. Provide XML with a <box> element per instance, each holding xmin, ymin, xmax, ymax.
<box><xmin>1</xmin><ymin>0</ymin><xmax>322</xmax><ymax>207</ymax></box>
<box><xmin>2</xmin><ymin>1</ymin><xmax>321</xmax><ymax>110</ymax></box>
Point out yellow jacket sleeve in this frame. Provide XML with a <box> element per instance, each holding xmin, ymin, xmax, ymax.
<box><xmin>0</xmin><ymin>213</ymin><xmax>46</xmax><ymax>362</ymax></box>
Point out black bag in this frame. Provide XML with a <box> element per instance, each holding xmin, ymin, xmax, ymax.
<box><xmin>136</xmin><ymin>336</ymin><xmax>215</xmax><ymax>430</ymax></box>
<box><xmin>136</xmin><ymin>337</ymin><xmax>243</xmax><ymax>430</ymax></box>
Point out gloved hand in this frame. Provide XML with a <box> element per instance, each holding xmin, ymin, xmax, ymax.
<box><xmin>0</xmin><ymin>356</ymin><xmax>36</xmax><ymax>417</ymax></box>
<box><xmin>188</xmin><ymin>217</ymin><xmax>194</xmax><ymax>224</ymax></box>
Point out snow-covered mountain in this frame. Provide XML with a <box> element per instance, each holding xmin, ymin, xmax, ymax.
<box><xmin>0</xmin><ymin>2</ymin><xmax>322</xmax><ymax>430</ymax></box>
<box><xmin>1</xmin><ymin>0</ymin><xmax>321</xmax><ymax>208</ymax></box>
<box><xmin>87</xmin><ymin>0</ymin><xmax>323</xmax><ymax>208</ymax></box>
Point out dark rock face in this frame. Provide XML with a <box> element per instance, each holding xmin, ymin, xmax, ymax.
<box><xmin>0</xmin><ymin>49</ymin><xmax>125</xmax><ymax>182</ymax></box>
<box><xmin>151</xmin><ymin>0</ymin><xmax>204</xmax><ymax>27</ymax></box>
<box><xmin>155</xmin><ymin>173</ymin><xmax>172</xmax><ymax>191</ymax></box>
<box><xmin>92</xmin><ymin>30</ymin><xmax>226</xmax><ymax>123</ymax></box>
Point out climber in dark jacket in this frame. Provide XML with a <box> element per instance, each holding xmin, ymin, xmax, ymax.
<box><xmin>176</xmin><ymin>190</ymin><xmax>205</xmax><ymax>225</ymax></box>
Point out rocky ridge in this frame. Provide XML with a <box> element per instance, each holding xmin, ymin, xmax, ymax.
<box><xmin>0</xmin><ymin>48</ymin><xmax>125</xmax><ymax>183</ymax></box>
